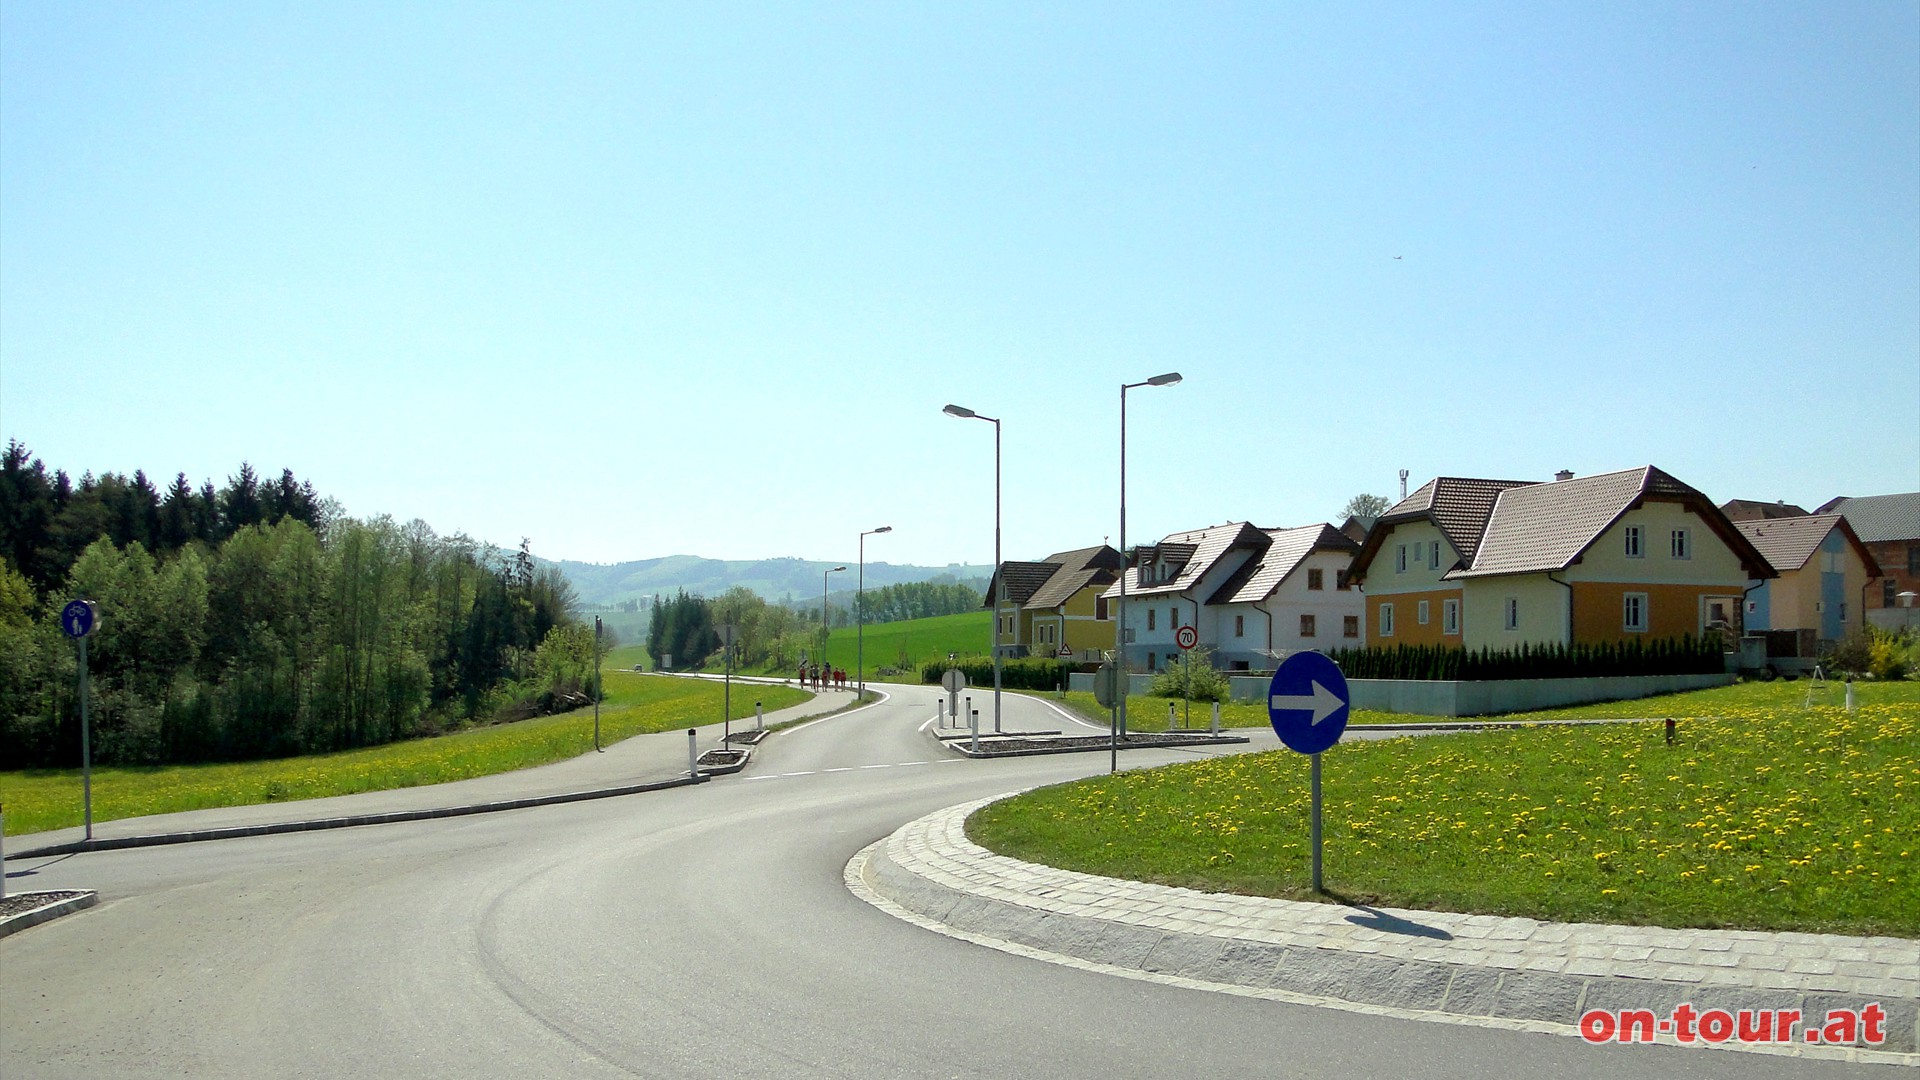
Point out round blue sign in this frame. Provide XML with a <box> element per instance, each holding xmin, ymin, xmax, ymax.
<box><xmin>1267</xmin><ymin>651</ymin><xmax>1349</xmax><ymax>755</ymax></box>
<box><xmin>60</xmin><ymin>599</ymin><xmax>97</xmax><ymax>639</ymax></box>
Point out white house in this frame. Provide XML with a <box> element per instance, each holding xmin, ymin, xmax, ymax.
<box><xmin>1103</xmin><ymin>521</ymin><xmax>1364</xmax><ymax>672</ymax></box>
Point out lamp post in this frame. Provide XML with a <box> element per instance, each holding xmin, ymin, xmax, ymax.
<box><xmin>944</xmin><ymin>403</ymin><xmax>1002</xmax><ymax>734</ymax></box>
<box><xmin>821</xmin><ymin>565</ymin><xmax>846</xmax><ymax>678</ymax></box>
<box><xmin>1115</xmin><ymin>372</ymin><xmax>1182</xmax><ymax>770</ymax></box>
<box><xmin>858</xmin><ymin>526</ymin><xmax>892</xmax><ymax>699</ymax></box>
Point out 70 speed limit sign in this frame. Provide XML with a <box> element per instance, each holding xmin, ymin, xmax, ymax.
<box><xmin>1175</xmin><ymin>625</ymin><xmax>1198</xmax><ymax>650</ymax></box>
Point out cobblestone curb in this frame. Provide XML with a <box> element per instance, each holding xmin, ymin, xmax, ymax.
<box><xmin>850</xmin><ymin>795</ymin><xmax>1918</xmax><ymax>1065</ymax></box>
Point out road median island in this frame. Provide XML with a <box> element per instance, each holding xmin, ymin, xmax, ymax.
<box><xmin>851</xmin><ymin>797</ymin><xmax>1919</xmax><ymax>1063</ymax></box>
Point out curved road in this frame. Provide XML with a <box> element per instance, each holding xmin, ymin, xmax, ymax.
<box><xmin>3</xmin><ymin>684</ymin><xmax>1893</xmax><ymax>1078</ymax></box>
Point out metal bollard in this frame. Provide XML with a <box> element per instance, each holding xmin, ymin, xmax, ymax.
<box><xmin>970</xmin><ymin>708</ymin><xmax>980</xmax><ymax>754</ymax></box>
<box><xmin>937</xmin><ymin>699</ymin><xmax>945</xmax><ymax>728</ymax></box>
<box><xmin>1168</xmin><ymin>701</ymin><xmax>1177</xmax><ymax>732</ymax></box>
<box><xmin>756</xmin><ymin>701</ymin><xmax>764</xmax><ymax>731</ymax></box>
<box><xmin>1211</xmin><ymin>701</ymin><xmax>1220</xmax><ymax>735</ymax></box>
<box><xmin>687</xmin><ymin>728</ymin><xmax>698</xmax><ymax>778</ymax></box>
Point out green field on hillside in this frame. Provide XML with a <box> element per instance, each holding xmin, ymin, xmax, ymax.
<box><xmin>715</xmin><ymin>610</ymin><xmax>993</xmax><ymax>679</ymax></box>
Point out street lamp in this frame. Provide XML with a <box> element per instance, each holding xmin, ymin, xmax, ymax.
<box><xmin>944</xmin><ymin>403</ymin><xmax>1003</xmax><ymax>734</ymax></box>
<box><xmin>1115</xmin><ymin>372</ymin><xmax>1182</xmax><ymax>771</ymax></box>
<box><xmin>822</xmin><ymin>565</ymin><xmax>846</xmax><ymax>679</ymax></box>
<box><xmin>858</xmin><ymin>526</ymin><xmax>892</xmax><ymax>699</ymax></box>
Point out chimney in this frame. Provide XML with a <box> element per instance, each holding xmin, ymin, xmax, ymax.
<box><xmin>1554</xmin><ymin>470</ymin><xmax>1574</xmax><ymax>482</ymax></box>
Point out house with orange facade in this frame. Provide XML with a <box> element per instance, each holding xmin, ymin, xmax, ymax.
<box><xmin>1736</xmin><ymin>514</ymin><xmax>1879</xmax><ymax>650</ymax></box>
<box><xmin>1349</xmin><ymin>466</ymin><xmax>1773</xmax><ymax>649</ymax></box>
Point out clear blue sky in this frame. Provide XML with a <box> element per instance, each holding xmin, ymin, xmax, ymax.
<box><xmin>4</xmin><ymin>2</ymin><xmax>1916</xmax><ymax>569</ymax></box>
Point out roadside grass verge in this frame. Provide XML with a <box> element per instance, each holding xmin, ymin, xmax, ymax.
<box><xmin>968</xmin><ymin>700</ymin><xmax>1919</xmax><ymax>936</ymax></box>
<box><xmin>1040</xmin><ymin>679</ymin><xmax>1920</xmax><ymax>730</ymax></box>
<box><xmin>0</xmin><ymin>673</ymin><xmax>808</xmax><ymax>837</ymax></box>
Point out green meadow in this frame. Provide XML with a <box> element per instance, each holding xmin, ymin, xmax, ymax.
<box><xmin>1</xmin><ymin>672</ymin><xmax>809</xmax><ymax>838</ymax></box>
<box><xmin>972</xmin><ymin>684</ymin><xmax>1920</xmax><ymax>935</ymax></box>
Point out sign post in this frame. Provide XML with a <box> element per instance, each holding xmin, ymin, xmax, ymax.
<box><xmin>1094</xmin><ymin>663</ymin><xmax>1120</xmax><ymax>772</ymax></box>
<box><xmin>1174</xmin><ymin>625</ymin><xmax>1198</xmax><ymax>728</ymax></box>
<box><xmin>593</xmin><ymin>616</ymin><xmax>603</xmax><ymax>752</ymax></box>
<box><xmin>941</xmin><ymin>668</ymin><xmax>966</xmax><ymax>734</ymax></box>
<box><xmin>1267</xmin><ymin>651</ymin><xmax>1350</xmax><ymax>893</ymax></box>
<box><xmin>61</xmin><ymin>600</ymin><xmax>99</xmax><ymax>841</ymax></box>
<box><xmin>718</xmin><ymin>625</ymin><xmax>739</xmax><ymax>744</ymax></box>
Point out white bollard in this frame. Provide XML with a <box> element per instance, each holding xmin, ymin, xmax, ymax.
<box><xmin>970</xmin><ymin>708</ymin><xmax>980</xmax><ymax>754</ymax></box>
<box><xmin>756</xmin><ymin>701</ymin><xmax>764</xmax><ymax>732</ymax></box>
<box><xmin>938</xmin><ymin>700</ymin><xmax>945</xmax><ymax>728</ymax></box>
<box><xmin>1211</xmin><ymin>701</ymin><xmax>1220</xmax><ymax>735</ymax></box>
<box><xmin>1846</xmin><ymin>680</ymin><xmax>1857</xmax><ymax>713</ymax></box>
<box><xmin>1168</xmin><ymin>702</ymin><xmax>1177</xmax><ymax>732</ymax></box>
<box><xmin>687</xmin><ymin>728</ymin><xmax>698</xmax><ymax>778</ymax></box>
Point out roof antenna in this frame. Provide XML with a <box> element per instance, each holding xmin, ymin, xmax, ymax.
<box><xmin>1399</xmin><ymin>469</ymin><xmax>1409</xmax><ymax>499</ymax></box>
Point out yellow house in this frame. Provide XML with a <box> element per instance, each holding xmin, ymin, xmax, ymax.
<box><xmin>1352</xmin><ymin>467</ymin><xmax>1774</xmax><ymax>649</ymax></box>
<box><xmin>984</xmin><ymin>545</ymin><xmax>1121</xmax><ymax>662</ymax></box>
<box><xmin>1736</xmin><ymin>514</ymin><xmax>1879</xmax><ymax>648</ymax></box>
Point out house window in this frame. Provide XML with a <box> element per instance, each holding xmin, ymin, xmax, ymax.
<box><xmin>1343</xmin><ymin>615</ymin><xmax>1360</xmax><ymax>638</ymax></box>
<box><xmin>1748</xmin><ymin>600</ymin><xmax>1759</xmax><ymax>614</ymax></box>
<box><xmin>1379</xmin><ymin>603</ymin><xmax>1395</xmax><ymax>637</ymax></box>
<box><xmin>1671</xmin><ymin>529</ymin><xmax>1690</xmax><ymax>559</ymax></box>
<box><xmin>1147</xmin><ymin>608</ymin><xmax>1156</xmax><ymax>631</ymax></box>
<box><xmin>1909</xmin><ymin>545</ymin><xmax>1920</xmax><ymax>574</ymax></box>
<box><xmin>1097</xmin><ymin>595</ymin><xmax>1109</xmax><ymax>620</ymax></box>
<box><xmin>1624</xmin><ymin>592</ymin><xmax>1648</xmax><ymax>632</ymax></box>
<box><xmin>1148</xmin><ymin>652</ymin><xmax>1157</xmax><ymax>670</ymax></box>
<box><xmin>1886</xmin><ymin>580</ymin><xmax>1898</xmax><ymax>607</ymax></box>
<box><xmin>1170</xmin><ymin>608</ymin><xmax>1179</xmax><ymax>631</ymax></box>
<box><xmin>1336</xmin><ymin>570</ymin><xmax>1351</xmax><ymax>591</ymax></box>
<box><xmin>1443</xmin><ymin>599</ymin><xmax>1459</xmax><ymax>635</ymax></box>
<box><xmin>1308</xmin><ymin>568</ymin><xmax>1324</xmax><ymax>590</ymax></box>
<box><xmin>1417</xmin><ymin>600</ymin><xmax>1430</xmax><ymax>625</ymax></box>
<box><xmin>1300</xmin><ymin>613</ymin><xmax>1317</xmax><ymax>637</ymax></box>
<box><xmin>1624</xmin><ymin>526</ymin><xmax>1643</xmax><ymax>558</ymax></box>
<box><xmin>1123</xmin><ymin>628</ymin><xmax>1136</xmax><ymax>643</ymax></box>
<box><xmin>1504</xmin><ymin>597</ymin><xmax>1519</xmax><ymax>631</ymax></box>
<box><xmin>1839</xmin><ymin>601</ymin><xmax>1848</xmax><ymax>623</ymax></box>
<box><xmin>1234</xmin><ymin>614</ymin><xmax>1244</xmax><ymax>638</ymax></box>
<box><xmin>1396</xmin><ymin>545</ymin><xmax>1407</xmax><ymax>573</ymax></box>
<box><xmin>1430</xmin><ymin>542</ymin><xmax>1441</xmax><ymax>568</ymax></box>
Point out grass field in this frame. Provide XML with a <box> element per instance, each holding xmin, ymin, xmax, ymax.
<box><xmin>715</xmin><ymin>610</ymin><xmax>993</xmax><ymax>680</ymax></box>
<box><xmin>1048</xmin><ymin>678</ymin><xmax>1920</xmax><ymax>730</ymax></box>
<box><xmin>971</xmin><ymin>685</ymin><xmax>1920</xmax><ymax>935</ymax></box>
<box><xmin>0</xmin><ymin>672</ymin><xmax>809</xmax><ymax>837</ymax></box>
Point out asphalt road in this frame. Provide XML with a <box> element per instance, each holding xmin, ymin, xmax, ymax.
<box><xmin>2</xmin><ymin>685</ymin><xmax>1899</xmax><ymax>1078</ymax></box>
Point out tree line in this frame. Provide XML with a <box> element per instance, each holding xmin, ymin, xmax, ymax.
<box><xmin>647</xmin><ymin>579</ymin><xmax>985</xmax><ymax>674</ymax></box>
<box><xmin>851</xmin><ymin>580</ymin><xmax>981</xmax><ymax>624</ymax></box>
<box><xmin>0</xmin><ymin>443</ymin><xmax>587</xmax><ymax>768</ymax></box>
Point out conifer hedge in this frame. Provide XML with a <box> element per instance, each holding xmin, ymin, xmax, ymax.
<box><xmin>1324</xmin><ymin>635</ymin><xmax>1724</xmax><ymax>681</ymax></box>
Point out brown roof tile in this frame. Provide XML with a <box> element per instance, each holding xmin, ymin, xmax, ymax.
<box><xmin>1207</xmin><ymin>524</ymin><xmax>1359</xmax><ymax>605</ymax></box>
<box><xmin>1736</xmin><ymin>514</ymin><xmax>1879</xmax><ymax>576</ymax></box>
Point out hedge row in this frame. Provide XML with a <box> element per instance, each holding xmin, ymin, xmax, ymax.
<box><xmin>921</xmin><ymin>657</ymin><xmax>1074</xmax><ymax>692</ymax></box>
<box><xmin>1324</xmin><ymin>635</ymin><xmax>1724</xmax><ymax>681</ymax></box>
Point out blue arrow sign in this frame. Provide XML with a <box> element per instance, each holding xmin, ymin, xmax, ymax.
<box><xmin>61</xmin><ymin>599</ymin><xmax>97</xmax><ymax>640</ymax></box>
<box><xmin>1267</xmin><ymin>651</ymin><xmax>1349</xmax><ymax>755</ymax></box>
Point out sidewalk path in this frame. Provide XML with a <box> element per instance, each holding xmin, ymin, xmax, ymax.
<box><xmin>851</xmin><ymin>795</ymin><xmax>1919</xmax><ymax>1065</ymax></box>
<box><xmin>9</xmin><ymin>677</ymin><xmax>859</xmax><ymax>859</ymax></box>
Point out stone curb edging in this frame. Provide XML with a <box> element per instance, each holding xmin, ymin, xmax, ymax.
<box><xmin>697</xmin><ymin>746</ymin><xmax>754</xmax><ymax>775</ymax></box>
<box><xmin>850</xmin><ymin>796</ymin><xmax>1919</xmax><ymax>1065</ymax></box>
<box><xmin>938</xmin><ymin>734</ymin><xmax>1252</xmax><ymax>759</ymax></box>
<box><xmin>7</xmin><ymin>773</ymin><xmax>710</xmax><ymax>861</ymax></box>
<box><xmin>0</xmin><ymin>891</ymin><xmax>98</xmax><ymax>939</ymax></box>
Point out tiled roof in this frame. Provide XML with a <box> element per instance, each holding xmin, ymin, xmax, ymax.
<box><xmin>987</xmin><ymin>561</ymin><xmax>1060</xmax><ymax>606</ymax></box>
<box><xmin>1103</xmin><ymin>522</ymin><xmax>1267</xmax><ymax>599</ymax></box>
<box><xmin>1206</xmin><ymin>524</ymin><xmax>1360</xmax><ymax>605</ymax></box>
<box><xmin>1022</xmin><ymin>544</ymin><xmax>1122</xmax><ymax>610</ymax></box>
<box><xmin>1449</xmin><ymin>466</ymin><xmax>1769</xmax><ymax>579</ymax></box>
<box><xmin>1024</xmin><ymin>566</ymin><xmax>1113</xmax><ymax>610</ymax></box>
<box><xmin>1352</xmin><ymin>476</ymin><xmax>1533</xmax><ymax>581</ymax></box>
<box><xmin>1815</xmin><ymin>493</ymin><xmax>1920</xmax><ymax>543</ymax></box>
<box><xmin>1735</xmin><ymin>514</ymin><xmax>1849</xmax><ymax>574</ymax></box>
<box><xmin>1720</xmin><ymin>499</ymin><xmax>1809</xmax><ymax>523</ymax></box>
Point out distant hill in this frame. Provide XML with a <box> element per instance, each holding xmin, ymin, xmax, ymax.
<box><xmin>548</xmin><ymin>555</ymin><xmax>993</xmax><ymax>610</ymax></box>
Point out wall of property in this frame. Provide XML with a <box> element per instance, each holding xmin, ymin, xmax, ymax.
<box><xmin>1460</xmin><ymin>574</ymin><xmax>1571</xmax><ymax>649</ymax></box>
<box><xmin>1369</xmin><ymin>587</ymin><xmax>1464</xmax><ymax>647</ymax></box>
<box><xmin>1569</xmin><ymin>581</ymin><xmax>1727</xmax><ymax>644</ymax></box>
<box><xmin>1207</xmin><ymin>672</ymin><xmax>1735</xmax><ymax>716</ymax></box>
<box><xmin>1365</xmin><ymin>520</ymin><xmax>1459</xmax><ymax>594</ymax></box>
<box><xmin>1575</xmin><ymin>500</ymin><xmax>1747</xmax><ymax>586</ymax></box>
